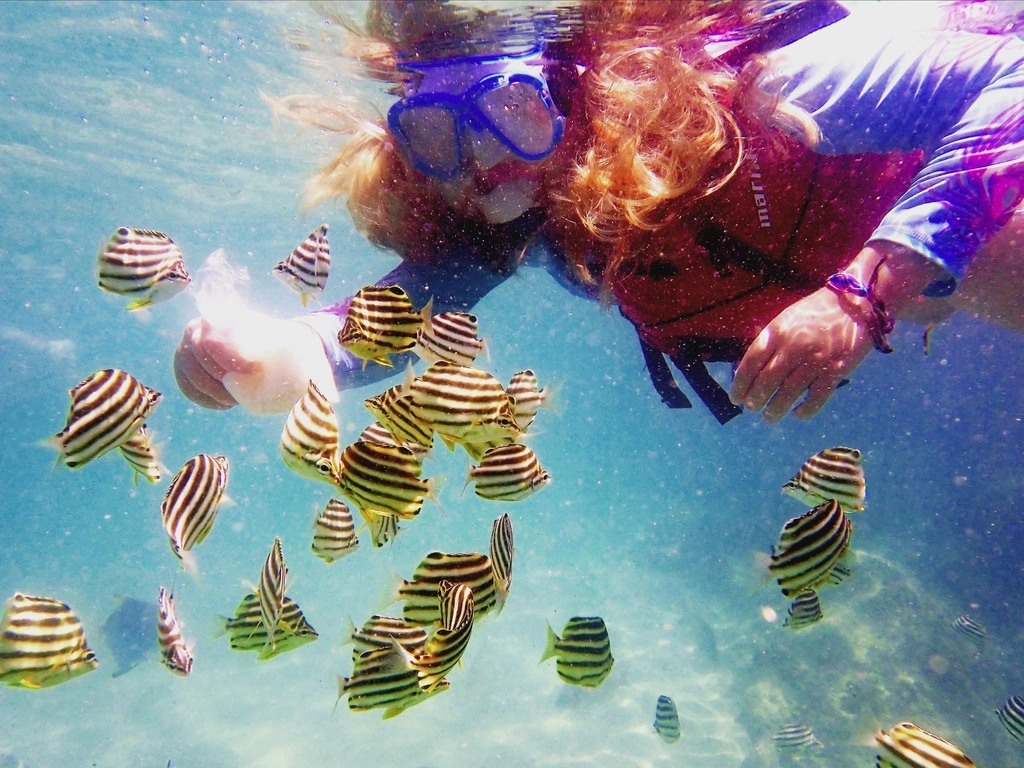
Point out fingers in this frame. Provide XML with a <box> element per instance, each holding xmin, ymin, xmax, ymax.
<box><xmin>761</xmin><ymin>363</ymin><xmax>818</xmax><ymax>424</ymax></box>
<box><xmin>729</xmin><ymin>328</ymin><xmax>776</xmax><ymax>407</ymax></box>
<box><xmin>792</xmin><ymin>380</ymin><xmax>837</xmax><ymax>420</ymax></box>
<box><xmin>199</xmin><ymin>320</ymin><xmax>263</xmax><ymax>375</ymax></box>
<box><xmin>174</xmin><ymin>319</ymin><xmax>238</xmax><ymax>410</ymax></box>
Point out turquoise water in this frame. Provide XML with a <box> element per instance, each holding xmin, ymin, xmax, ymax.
<box><xmin>2</xmin><ymin>2</ymin><xmax>1024</xmax><ymax>766</ymax></box>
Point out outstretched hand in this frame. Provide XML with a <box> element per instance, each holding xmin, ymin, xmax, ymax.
<box><xmin>729</xmin><ymin>287</ymin><xmax>875</xmax><ymax>423</ymax></box>
<box><xmin>174</xmin><ymin>318</ymin><xmax>260</xmax><ymax>410</ymax></box>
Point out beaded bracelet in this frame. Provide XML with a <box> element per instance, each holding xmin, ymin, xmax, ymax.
<box><xmin>826</xmin><ymin>256</ymin><xmax>895</xmax><ymax>354</ymax></box>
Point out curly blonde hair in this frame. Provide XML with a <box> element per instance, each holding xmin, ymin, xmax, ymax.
<box><xmin>277</xmin><ymin>0</ymin><xmax>817</xmax><ymax>284</ymax></box>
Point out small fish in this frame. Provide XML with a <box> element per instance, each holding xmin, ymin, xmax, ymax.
<box><xmin>414</xmin><ymin>310</ymin><xmax>485</xmax><ymax>366</ymax></box>
<box><xmin>997</xmin><ymin>695</ymin><xmax>1024</xmax><ymax>745</ymax></box>
<box><xmin>875</xmin><ymin>721</ymin><xmax>976</xmax><ymax>768</ymax></box>
<box><xmin>489</xmin><ymin>513</ymin><xmax>514</xmax><ymax>612</ymax></box>
<box><xmin>952</xmin><ymin>614</ymin><xmax>987</xmax><ymax>644</ymax></box>
<box><xmin>337</xmin><ymin>439</ymin><xmax>440</xmax><ymax>520</ymax></box>
<box><xmin>783</xmin><ymin>446</ymin><xmax>865</xmax><ymax>512</ymax></box>
<box><xmin>773</xmin><ymin>724</ymin><xmax>823</xmax><ymax>750</ymax></box>
<box><xmin>358</xmin><ymin>420</ymin><xmax>430</xmax><ymax>459</ymax></box>
<box><xmin>97</xmin><ymin>227</ymin><xmax>191</xmax><ymax>310</ymax></box>
<box><xmin>258</xmin><ymin>538</ymin><xmax>289</xmax><ymax>652</ymax></box>
<box><xmin>654</xmin><ymin>695</ymin><xmax>680</xmax><ymax>743</ymax></box>
<box><xmin>399</xmin><ymin>581</ymin><xmax>475</xmax><ymax>692</ymax></box>
<box><xmin>506</xmin><ymin>369</ymin><xmax>551</xmax><ymax>431</ymax></box>
<box><xmin>784</xmin><ymin>590</ymin><xmax>823</xmax><ymax>630</ymax></box>
<box><xmin>312</xmin><ymin>499</ymin><xmax>359</xmax><ymax>563</ymax></box>
<box><xmin>345</xmin><ymin>615</ymin><xmax>427</xmax><ymax>660</ymax></box>
<box><xmin>161</xmin><ymin>454</ymin><xmax>230</xmax><ymax>575</ymax></box>
<box><xmin>157</xmin><ymin>588</ymin><xmax>192</xmax><ymax>677</ymax></box>
<box><xmin>466</xmin><ymin>443</ymin><xmax>551</xmax><ymax>501</ymax></box>
<box><xmin>118</xmin><ymin>424</ymin><xmax>163</xmax><ymax>484</ymax></box>
<box><xmin>337</xmin><ymin>646</ymin><xmax>448</xmax><ymax>719</ymax></box>
<box><xmin>49</xmin><ymin>369</ymin><xmax>162</xmax><ymax>469</ymax></box>
<box><xmin>219</xmin><ymin>593</ymin><xmax>317</xmax><ymax>661</ymax></box>
<box><xmin>280</xmin><ymin>379</ymin><xmax>342</xmax><ymax>485</ymax></box>
<box><xmin>0</xmin><ymin>593</ymin><xmax>99</xmax><ymax>689</ymax></box>
<box><xmin>827</xmin><ymin>561</ymin><xmax>853</xmax><ymax>585</ymax></box>
<box><xmin>540</xmin><ymin>616</ymin><xmax>614</xmax><ymax>688</ymax></box>
<box><xmin>392</xmin><ymin>551</ymin><xmax>497</xmax><ymax>625</ymax></box>
<box><xmin>366</xmin><ymin>510</ymin><xmax>400</xmax><ymax>549</ymax></box>
<box><xmin>100</xmin><ymin>596</ymin><xmax>158</xmax><ymax>678</ymax></box>
<box><xmin>409</xmin><ymin>361</ymin><xmax>521</xmax><ymax>449</ymax></box>
<box><xmin>273</xmin><ymin>224</ymin><xmax>330</xmax><ymax>307</ymax></box>
<box><xmin>769</xmin><ymin>499</ymin><xmax>853</xmax><ymax>598</ymax></box>
<box><xmin>339</xmin><ymin>285</ymin><xmax>432</xmax><ymax>368</ymax></box>
<box><xmin>364</xmin><ymin>383</ymin><xmax>434</xmax><ymax>449</ymax></box>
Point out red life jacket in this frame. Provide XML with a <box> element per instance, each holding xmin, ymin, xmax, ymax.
<box><xmin>608</xmin><ymin>130</ymin><xmax>924</xmax><ymax>422</ymax></box>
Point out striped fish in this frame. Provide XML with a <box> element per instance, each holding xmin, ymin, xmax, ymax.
<box><xmin>161</xmin><ymin>454</ymin><xmax>230</xmax><ymax>575</ymax></box>
<box><xmin>784</xmin><ymin>590</ymin><xmax>823</xmax><ymax>630</ymax></box>
<box><xmin>339</xmin><ymin>285</ymin><xmax>432</xmax><ymax>368</ymax></box>
<box><xmin>466</xmin><ymin>443</ymin><xmax>551</xmax><ymax>501</ymax></box>
<box><xmin>414</xmin><ymin>311</ymin><xmax>485</xmax><ymax>367</ymax></box>
<box><xmin>997</xmin><ymin>695</ymin><xmax>1024</xmax><ymax>744</ymax></box>
<box><xmin>157</xmin><ymin>587</ymin><xmax>192</xmax><ymax>677</ymax></box>
<box><xmin>312</xmin><ymin>499</ymin><xmax>359</xmax><ymax>563</ymax></box>
<box><xmin>769</xmin><ymin>499</ymin><xmax>853</xmax><ymax>598</ymax></box>
<box><xmin>506</xmin><ymin>369</ymin><xmax>551</xmax><ymax>431</ymax></box>
<box><xmin>359</xmin><ymin>421</ymin><xmax>430</xmax><ymax>460</ymax></box>
<box><xmin>654</xmin><ymin>695</ymin><xmax>681</xmax><ymax>743</ymax></box>
<box><xmin>280</xmin><ymin>380</ymin><xmax>341</xmax><ymax>485</ymax></box>
<box><xmin>345</xmin><ymin>615</ymin><xmax>427</xmax><ymax>660</ymax></box>
<box><xmin>366</xmin><ymin>510</ymin><xmax>400</xmax><ymax>548</ymax></box>
<box><xmin>952</xmin><ymin>614</ymin><xmax>987</xmax><ymax>644</ymax></box>
<box><xmin>337</xmin><ymin>439</ymin><xmax>439</xmax><ymax>520</ymax></box>
<box><xmin>337</xmin><ymin>646</ymin><xmax>448</xmax><ymax>719</ymax></box>
<box><xmin>219</xmin><ymin>593</ymin><xmax>317</xmax><ymax>661</ymax></box>
<box><xmin>541</xmin><ymin>616</ymin><xmax>614</xmax><ymax>688</ymax></box>
<box><xmin>489</xmin><ymin>513</ymin><xmax>514</xmax><ymax>611</ymax></box>
<box><xmin>258</xmin><ymin>537</ymin><xmax>289</xmax><ymax>650</ymax></box>
<box><xmin>875</xmin><ymin>721</ymin><xmax>976</xmax><ymax>768</ymax></box>
<box><xmin>0</xmin><ymin>593</ymin><xmax>99</xmax><ymax>689</ymax></box>
<box><xmin>364</xmin><ymin>384</ymin><xmax>434</xmax><ymax>449</ymax></box>
<box><xmin>273</xmin><ymin>224</ymin><xmax>330</xmax><ymax>307</ymax></box>
<box><xmin>118</xmin><ymin>424</ymin><xmax>163</xmax><ymax>484</ymax></box>
<box><xmin>774</xmin><ymin>724</ymin><xmax>823</xmax><ymax>750</ymax></box>
<box><xmin>409</xmin><ymin>361</ymin><xmax>521</xmax><ymax>449</ymax></box>
<box><xmin>783</xmin><ymin>446</ymin><xmax>865</xmax><ymax>512</ymax></box>
<box><xmin>97</xmin><ymin>227</ymin><xmax>191</xmax><ymax>310</ymax></box>
<box><xmin>393</xmin><ymin>551</ymin><xmax>497</xmax><ymax>625</ymax></box>
<box><xmin>828</xmin><ymin>561</ymin><xmax>853</xmax><ymax>585</ymax></box>
<box><xmin>50</xmin><ymin>368</ymin><xmax>162</xmax><ymax>469</ymax></box>
<box><xmin>404</xmin><ymin>581</ymin><xmax>475</xmax><ymax>692</ymax></box>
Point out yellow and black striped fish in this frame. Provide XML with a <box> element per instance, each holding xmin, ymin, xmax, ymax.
<box><xmin>506</xmin><ymin>369</ymin><xmax>551</xmax><ymax>431</ymax></box>
<box><xmin>783</xmin><ymin>590</ymin><xmax>823</xmax><ymax>630</ymax></box>
<box><xmin>161</xmin><ymin>454</ymin><xmax>230</xmax><ymax>576</ymax></box>
<box><xmin>359</xmin><ymin>421</ymin><xmax>430</xmax><ymax>460</ymax></box>
<box><xmin>414</xmin><ymin>310</ymin><xmax>486</xmax><ymax>367</ymax></box>
<box><xmin>281</xmin><ymin>380</ymin><xmax>341</xmax><ymax>485</ymax></box>
<box><xmin>157</xmin><ymin>587</ymin><xmax>192</xmax><ymax>677</ymax></box>
<box><xmin>364</xmin><ymin>384</ymin><xmax>434</xmax><ymax>449</ymax></box>
<box><xmin>654</xmin><ymin>695</ymin><xmax>680</xmax><ymax>743</ymax></box>
<box><xmin>489</xmin><ymin>513</ymin><xmax>514</xmax><ymax>611</ymax></box>
<box><xmin>769</xmin><ymin>499</ymin><xmax>853</xmax><ymax>598</ymax></box>
<box><xmin>541</xmin><ymin>616</ymin><xmax>614</xmax><ymax>688</ymax></box>
<box><xmin>273</xmin><ymin>224</ymin><xmax>330</xmax><ymax>307</ymax></box>
<box><xmin>0</xmin><ymin>593</ymin><xmax>99</xmax><ymax>689</ymax></box>
<box><xmin>345</xmin><ymin>615</ymin><xmax>428</xmax><ymax>660</ymax></box>
<box><xmin>774</xmin><ymin>724</ymin><xmax>823</xmax><ymax>750</ymax></box>
<box><xmin>258</xmin><ymin>537</ymin><xmax>288</xmax><ymax>648</ymax></box>
<box><xmin>409</xmin><ymin>361</ymin><xmax>521</xmax><ymax>449</ymax></box>
<box><xmin>339</xmin><ymin>285</ymin><xmax>432</xmax><ymax>368</ymax></box>
<box><xmin>466</xmin><ymin>443</ymin><xmax>551</xmax><ymax>502</ymax></box>
<box><xmin>783</xmin><ymin>446</ymin><xmax>865</xmax><ymax>512</ymax></box>
<box><xmin>50</xmin><ymin>368</ymin><xmax>162</xmax><ymax>469</ymax></box>
<box><xmin>97</xmin><ymin>227</ymin><xmax>191</xmax><ymax>310</ymax></box>
<box><xmin>393</xmin><ymin>551</ymin><xmax>497</xmax><ymax>625</ymax></box>
<box><xmin>337</xmin><ymin>439</ymin><xmax>439</xmax><ymax>520</ymax></box>
<box><xmin>875</xmin><ymin>721</ymin><xmax>976</xmax><ymax>768</ymax></box>
<box><xmin>997</xmin><ymin>695</ymin><xmax>1024</xmax><ymax>744</ymax></box>
<box><xmin>337</xmin><ymin>646</ymin><xmax>448</xmax><ymax>719</ymax></box>
<box><xmin>118</xmin><ymin>424</ymin><xmax>164</xmax><ymax>484</ymax></box>
<box><xmin>312</xmin><ymin>499</ymin><xmax>359</xmax><ymax>563</ymax></box>
<box><xmin>952</xmin><ymin>614</ymin><xmax>987</xmax><ymax>644</ymax></box>
<box><xmin>219</xmin><ymin>592</ymin><xmax>317</xmax><ymax>661</ymax></box>
<box><xmin>404</xmin><ymin>581</ymin><xmax>475</xmax><ymax>692</ymax></box>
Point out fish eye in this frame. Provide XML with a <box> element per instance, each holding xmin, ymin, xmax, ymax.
<box><xmin>498</xmin><ymin>417</ymin><xmax>512</xmax><ymax>428</ymax></box>
<box><xmin>315</xmin><ymin>458</ymin><xmax>333</xmax><ymax>475</ymax></box>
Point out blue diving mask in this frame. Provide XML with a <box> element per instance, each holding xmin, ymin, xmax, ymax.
<box><xmin>387</xmin><ymin>47</ymin><xmax>565</xmax><ymax>181</ymax></box>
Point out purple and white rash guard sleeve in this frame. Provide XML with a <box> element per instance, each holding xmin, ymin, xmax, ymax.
<box><xmin>762</xmin><ymin>7</ymin><xmax>1024</xmax><ymax>289</ymax></box>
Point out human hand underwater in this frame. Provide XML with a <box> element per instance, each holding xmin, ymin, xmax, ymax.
<box><xmin>174</xmin><ymin>312</ymin><xmax>337</xmax><ymax>415</ymax></box>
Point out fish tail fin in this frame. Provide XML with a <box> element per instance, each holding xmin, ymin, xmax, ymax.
<box><xmin>179</xmin><ymin>549</ymin><xmax>199</xmax><ymax>579</ymax></box>
<box><xmin>332</xmin><ymin>674</ymin><xmax>348</xmax><ymax>715</ymax></box>
<box><xmin>376</xmin><ymin>570</ymin><xmax>405</xmax><ymax>613</ymax></box>
<box><xmin>419</xmin><ymin>296</ymin><xmax>434</xmax><ymax>332</ymax></box>
<box><xmin>463</xmin><ymin>462</ymin><xmax>474</xmax><ymax>496</ymax></box>
<box><xmin>479</xmin><ymin>336</ymin><xmax>490</xmax><ymax>362</ymax></box>
<box><xmin>339</xmin><ymin>616</ymin><xmax>356</xmax><ymax>647</ymax></box>
<box><xmin>852</xmin><ymin>710</ymin><xmax>881</xmax><ymax>747</ymax></box>
<box><xmin>211</xmin><ymin>617</ymin><xmax>232</xmax><ymax>641</ymax></box>
<box><xmin>427</xmin><ymin>474</ymin><xmax>445</xmax><ymax>507</ymax></box>
<box><xmin>753</xmin><ymin>551</ymin><xmax>773</xmax><ymax>590</ymax></box>
<box><xmin>539</xmin><ymin>621</ymin><xmax>559</xmax><ymax>664</ymax></box>
<box><xmin>539</xmin><ymin>381</ymin><xmax>561</xmax><ymax>417</ymax></box>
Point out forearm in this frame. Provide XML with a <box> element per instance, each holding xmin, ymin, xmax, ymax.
<box><xmin>840</xmin><ymin>243</ymin><xmax>946</xmax><ymax>320</ymax></box>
